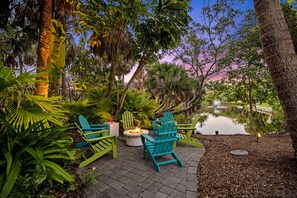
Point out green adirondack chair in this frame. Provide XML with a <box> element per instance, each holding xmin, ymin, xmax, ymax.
<box><xmin>151</xmin><ymin>111</ymin><xmax>174</xmax><ymax>135</ymax></box>
<box><xmin>76</xmin><ymin>115</ymin><xmax>110</xmax><ymax>148</ymax></box>
<box><xmin>75</xmin><ymin>123</ymin><xmax>117</xmax><ymax>168</ymax></box>
<box><xmin>141</xmin><ymin>121</ymin><xmax>183</xmax><ymax>172</ymax></box>
<box><xmin>121</xmin><ymin>111</ymin><xmax>141</xmax><ymax>131</ymax></box>
<box><xmin>176</xmin><ymin>115</ymin><xmax>203</xmax><ymax>148</ymax></box>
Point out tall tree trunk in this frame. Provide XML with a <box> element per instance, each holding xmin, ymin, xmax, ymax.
<box><xmin>115</xmin><ymin>56</ymin><xmax>148</xmax><ymax>116</ymax></box>
<box><xmin>107</xmin><ymin>58</ymin><xmax>116</xmax><ymax>100</ymax></box>
<box><xmin>34</xmin><ymin>0</ymin><xmax>52</xmax><ymax>97</ymax></box>
<box><xmin>254</xmin><ymin>0</ymin><xmax>297</xmax><ymax>155</ymax></box>
<box><xmin>248</xmin><ymin>78</ymin><xmax>256</xmax><ymax>133</ymax></box>
<box><xmin>61</xmin><ymin>68</ymin><xmax>67</xmax><ymax>99</ymax></box>
<box><xmin>18</xmin><ymin>55</ymin><xmax>23</xmax><ymax>74</ymax></box>
<box><xmin>107</xmin><ymin>32</ymin><xmax>120</xmax><ymax>102</ymax></box>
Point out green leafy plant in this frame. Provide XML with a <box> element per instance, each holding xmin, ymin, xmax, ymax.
<box><xmin>123</xmin><ymin>90</ymin><xmax>158</xmax><ymax>128</ymax></box>
<box><xmin>0</xmin><ymin>64</ymin><xmax>69</xmax><ymax>131</ymax></box>
<box><xmin>84</xmin><ymin>172</ymin><xmax>101</xmax><ymax>184</ymax></box>
<box><xmin>65</xmin><ymin>87</ymin><xmax>115</xmax><ymax>123</ymax></box>
<box><xmin>9</xmin><ymin>170</ymin><xmax>47</xmax><ymax>197</ymax></box>
<box><xmin>0</xmin><ymin>116</ymin><xmax>76</xmax><ymax>198</ymax></box>
<box><xmin>64</xmin><ymin>99</ymin><xmax>95</xmax><ymax>122</ymax></box>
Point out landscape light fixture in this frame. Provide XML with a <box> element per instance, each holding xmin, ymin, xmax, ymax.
<box><xmin>256</xmin><ymin>133</ymin><xmax>261</xmax><ymax>142</ymax></box>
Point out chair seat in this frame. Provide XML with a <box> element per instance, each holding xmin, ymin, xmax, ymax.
<box><xmin>176</xmin><ymin>133</ymin><xmax>203</xmax><ymax>148</ymax></box>
<box><xmin>91</xmin><ymin>139</ymin><xmax>113</xmax><ymax>152</ymax></box>
<box><xmin>75</xmin><ymin>122</ymin><xmax>117</xmax><ymax>168</ymax></box>
<box><xmin>77</xmin><ymin>115</ymin><xmax>109</xmax><ymax>148</ymax></box>
<box><xmin>176</xmin><ymin>115</ymin><xmax>203</xmax><ymax>148</ymax></box>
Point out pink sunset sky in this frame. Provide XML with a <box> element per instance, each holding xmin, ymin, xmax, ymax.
<box><xmin>124</xmin><ymin>0</ymin><xmax>254</xmax><ymax>83</ymax></box>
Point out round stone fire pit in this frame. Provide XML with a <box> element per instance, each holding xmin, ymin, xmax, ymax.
<box><xmin>123</xmin><ymin>129</ymin><xmax>149</xmax><ymax>146</ymax></box>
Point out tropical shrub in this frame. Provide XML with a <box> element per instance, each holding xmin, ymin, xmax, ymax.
<box><xmin>64</xmin><ymin>99</ymin><xmax>96</xmax><ymax>123</ymax></box>
<box><xmin>65</xmin><ymin>86</ymin><xmax>116</xmax><ymax>123</ymax></box>
<box><xmin>0</xmin><ymin>61</ymin><xmax>75</xmax><ymax>197</ymax></box>
<box><xmin>123</xmin><ymin>90</ymin><xmax>158</xmax><ymax>128</ymax></box>
<box><xmin>0</xmin><ymin>64</ymin><xmax>68</xmax><ymax>131</ymax></box>
<box><xmin>86</xmin><ymin>87</ymin><xmax>116</xmax><ymax>121</ymax></box>
<box><xmin>0</xmin><ymin>116</ymin><xmax>76</xmax><ymax>198</ymax></box>
<box><xmin>66</xmin><ymin>86</ymin><xmax>158</xmax><ymax>128</ymax></box>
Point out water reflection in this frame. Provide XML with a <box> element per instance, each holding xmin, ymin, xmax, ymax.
<box><xmin>196</xmin><ymin>106</ymin><xmax>279</xmax><ymax>135</ymax></box>
<box><xmin>196</xmin><ymin>113</ymin><xmax>248</xmax><ymax>135</ymax></box>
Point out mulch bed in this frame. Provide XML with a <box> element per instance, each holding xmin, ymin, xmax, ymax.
<box><xmin>41</xmin><ymin>165</ymin><xmax>85</xmax><ymax>198</ymax></box>
<box><xmin>196</xmin><ymin>134</ymin><xmax>297</xmax><ymax>198</ymax></box>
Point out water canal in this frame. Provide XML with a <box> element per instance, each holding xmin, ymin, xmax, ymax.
<box><xmin>195</xmin><ymin>106</ymin><xmax>279</xmax><ymax>135</ymax></box>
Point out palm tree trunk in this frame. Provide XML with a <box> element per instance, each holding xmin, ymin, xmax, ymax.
<box><xmin>254</xmin><ymin>0</ymin><xmax>297</xmax><ymax>155</ymax></box>
<box><xmin>34</xmin><ymin>0</ymin><xmax>52</xmax><ymax>97</ymax></box>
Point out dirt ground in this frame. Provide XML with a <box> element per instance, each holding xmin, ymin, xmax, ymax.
<box><xmin>196</xmin><ymin>134</ymin><xmax>297</xmax><ymax>198</ymax></box>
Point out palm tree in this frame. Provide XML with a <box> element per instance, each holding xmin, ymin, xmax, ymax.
<box><xmin>0</xmin><ymin>63</ymin><xmax>68</xmax><ymax>131</ymax></box>
<box><xmin>253</xmin><ymin>0</ymin><xmax>297</xmax><ymax>155</ymax></box>
<box><xmin>91</xmin><ymin>30</ymin><xmax>134</xmax><ymax>98</ymax></box>
<box><xmin>35</xmin><ymin>0</ymin><xmax>73</xmax><ymax>97</ymax></box>
<box><xmin>145</xmin><ymin>62</ymin><xmax>194</xmax><ymax>113</ymax></box>
<box><xmin>34</xmin><ymin>0</ymin><xmax>52</xmax><ymax>97</ymax></box>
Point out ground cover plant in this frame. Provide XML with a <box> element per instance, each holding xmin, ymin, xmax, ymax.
<box><xmin>0</xmin><ymin>119</ymin><xmax>76</xmax><ymax>197</ymax></box>
<box><xmin>0</xmin><ymin>63</ymin><xmax>77</xmax><ymax>197</ymax></box>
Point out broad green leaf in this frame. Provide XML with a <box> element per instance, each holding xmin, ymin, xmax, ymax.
<box><xmin>0</xmin><ymin>160</ymin><xmax>21</xmax><ymax>198</ymax></box>
<box><xmin>44</xmin><ymin>160</ymin><xmax>74</xmax><ymax>182</ymax></box>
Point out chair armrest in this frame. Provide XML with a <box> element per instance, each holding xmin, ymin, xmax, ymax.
<box><xmin>84</xmin><ymin>130</ymin><xmax>108</xmax><ymax>137</ymax></box>
<box><xmin>151</xmin><ymin>120</ymin><xmax>161</xmax><ymax>129</ymax></box>
<box><xmin>176</xmin><ymin>124</ymin><xmax>191</xmax><ymax>127</ymax></box>
<box><xmin>85</xmin><ymin>134</ymin><xmax>116</xmax><ymax>143</ymax></box>
<box><xmin>134</xmin><ymin>119</ymin><xmax>141</xmax><ymax>124</ymax></box>
<box><xmin>82</xmin><ymin>127</ymin><xmax>106</xmax><ymax>131</ymax></box>
<box><xmin>151</xmin><ymin>120</ymin><xmax>161</xmax><ymax>124</ymax></box>
<box><xmin>141</xmin><ymin>134</ymin><xmax>155</xmax><ymax>142</ymax></box>
<box><xmin>90</xmin><ymin>123</ymin><xmax>109</xmax><ymax>128</ymax></box>
<box><xmin>177</xmin><ymin>127</ymin><xmax>196</xmax><ymax>130</ymax></box>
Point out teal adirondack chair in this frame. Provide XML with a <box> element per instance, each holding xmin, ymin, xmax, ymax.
<box><xmin>151</xmin><ymin>111</ymin><xmax>174</xmax><ymax>135</ymax></box>
<box><xmin>121</xmin><ymin>111</ymin><xmax>141</xmax><ymax>131</ymax></box>
<box><xmin>75</xmin><ymin>123</ymin><xmax>117</xmax><ymax>168</ymax></box>
<box><xmin>77</xmin><ymin>115</ymin><xmax>110</xmax><ymax>148</ymax></box>
<box><xmin>176</xmin><ymin>115</ymin><xmax>203</xmax><ymax>148</ymax></box>
<box><xmin>141</xmin><ymin>121</ymin><xmax>183</xmax><ymax>172</ymax></box>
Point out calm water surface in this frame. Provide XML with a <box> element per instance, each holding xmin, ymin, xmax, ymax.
<box><xmin>196</xmin><ymin>113</ymin><xmax>248</xmax><ymax>135</ymax></box>
<box><xmin>194</xmin><ymin>105</ymin><xmax>277</xmax><ymax>135</ymax></box>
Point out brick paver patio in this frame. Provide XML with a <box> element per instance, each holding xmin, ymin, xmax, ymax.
<box><xmin>77</xmin><ymin>136</ymin><xmax>205</xmax><ymax>198</ymax></box>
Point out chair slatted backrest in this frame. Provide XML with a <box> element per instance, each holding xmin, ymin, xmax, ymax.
<box><xmin>79</xmin><ymin>115</ymin><xmax>101</xmax><ymax>139</ymax></box>
<box><xmin>78</xmin><ymin>115</ymin><xmax>109</xmax><ymax>137</ymax></box>
<box><xmin>79</xmin><ymin>115</ymin><xmax>91</xmax><ymax>128</ymax></box>
<box><xmin>162</xmin><ymin>112</ymin><xmax>174</xmax><ymax>123</ymax></box>
<box><xmin>186</xmin><ymin>114</ymin><xmax>199</xmax><ymax>137</ymax></box>
<box><xmin>122</xmin><ymin>111</ymin><xmax>135</xmax><ymax>130</ymax></box>
<box><xmin>153</xmin><ymin>121</ymin><xmax>178</xmax><ymax>155</ymax></box>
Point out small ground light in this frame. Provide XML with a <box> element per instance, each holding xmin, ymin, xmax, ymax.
<box><xmin>256</xmin><ymin>133</ymin><xmax>261</xmax><ymax>142</ymax></box>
